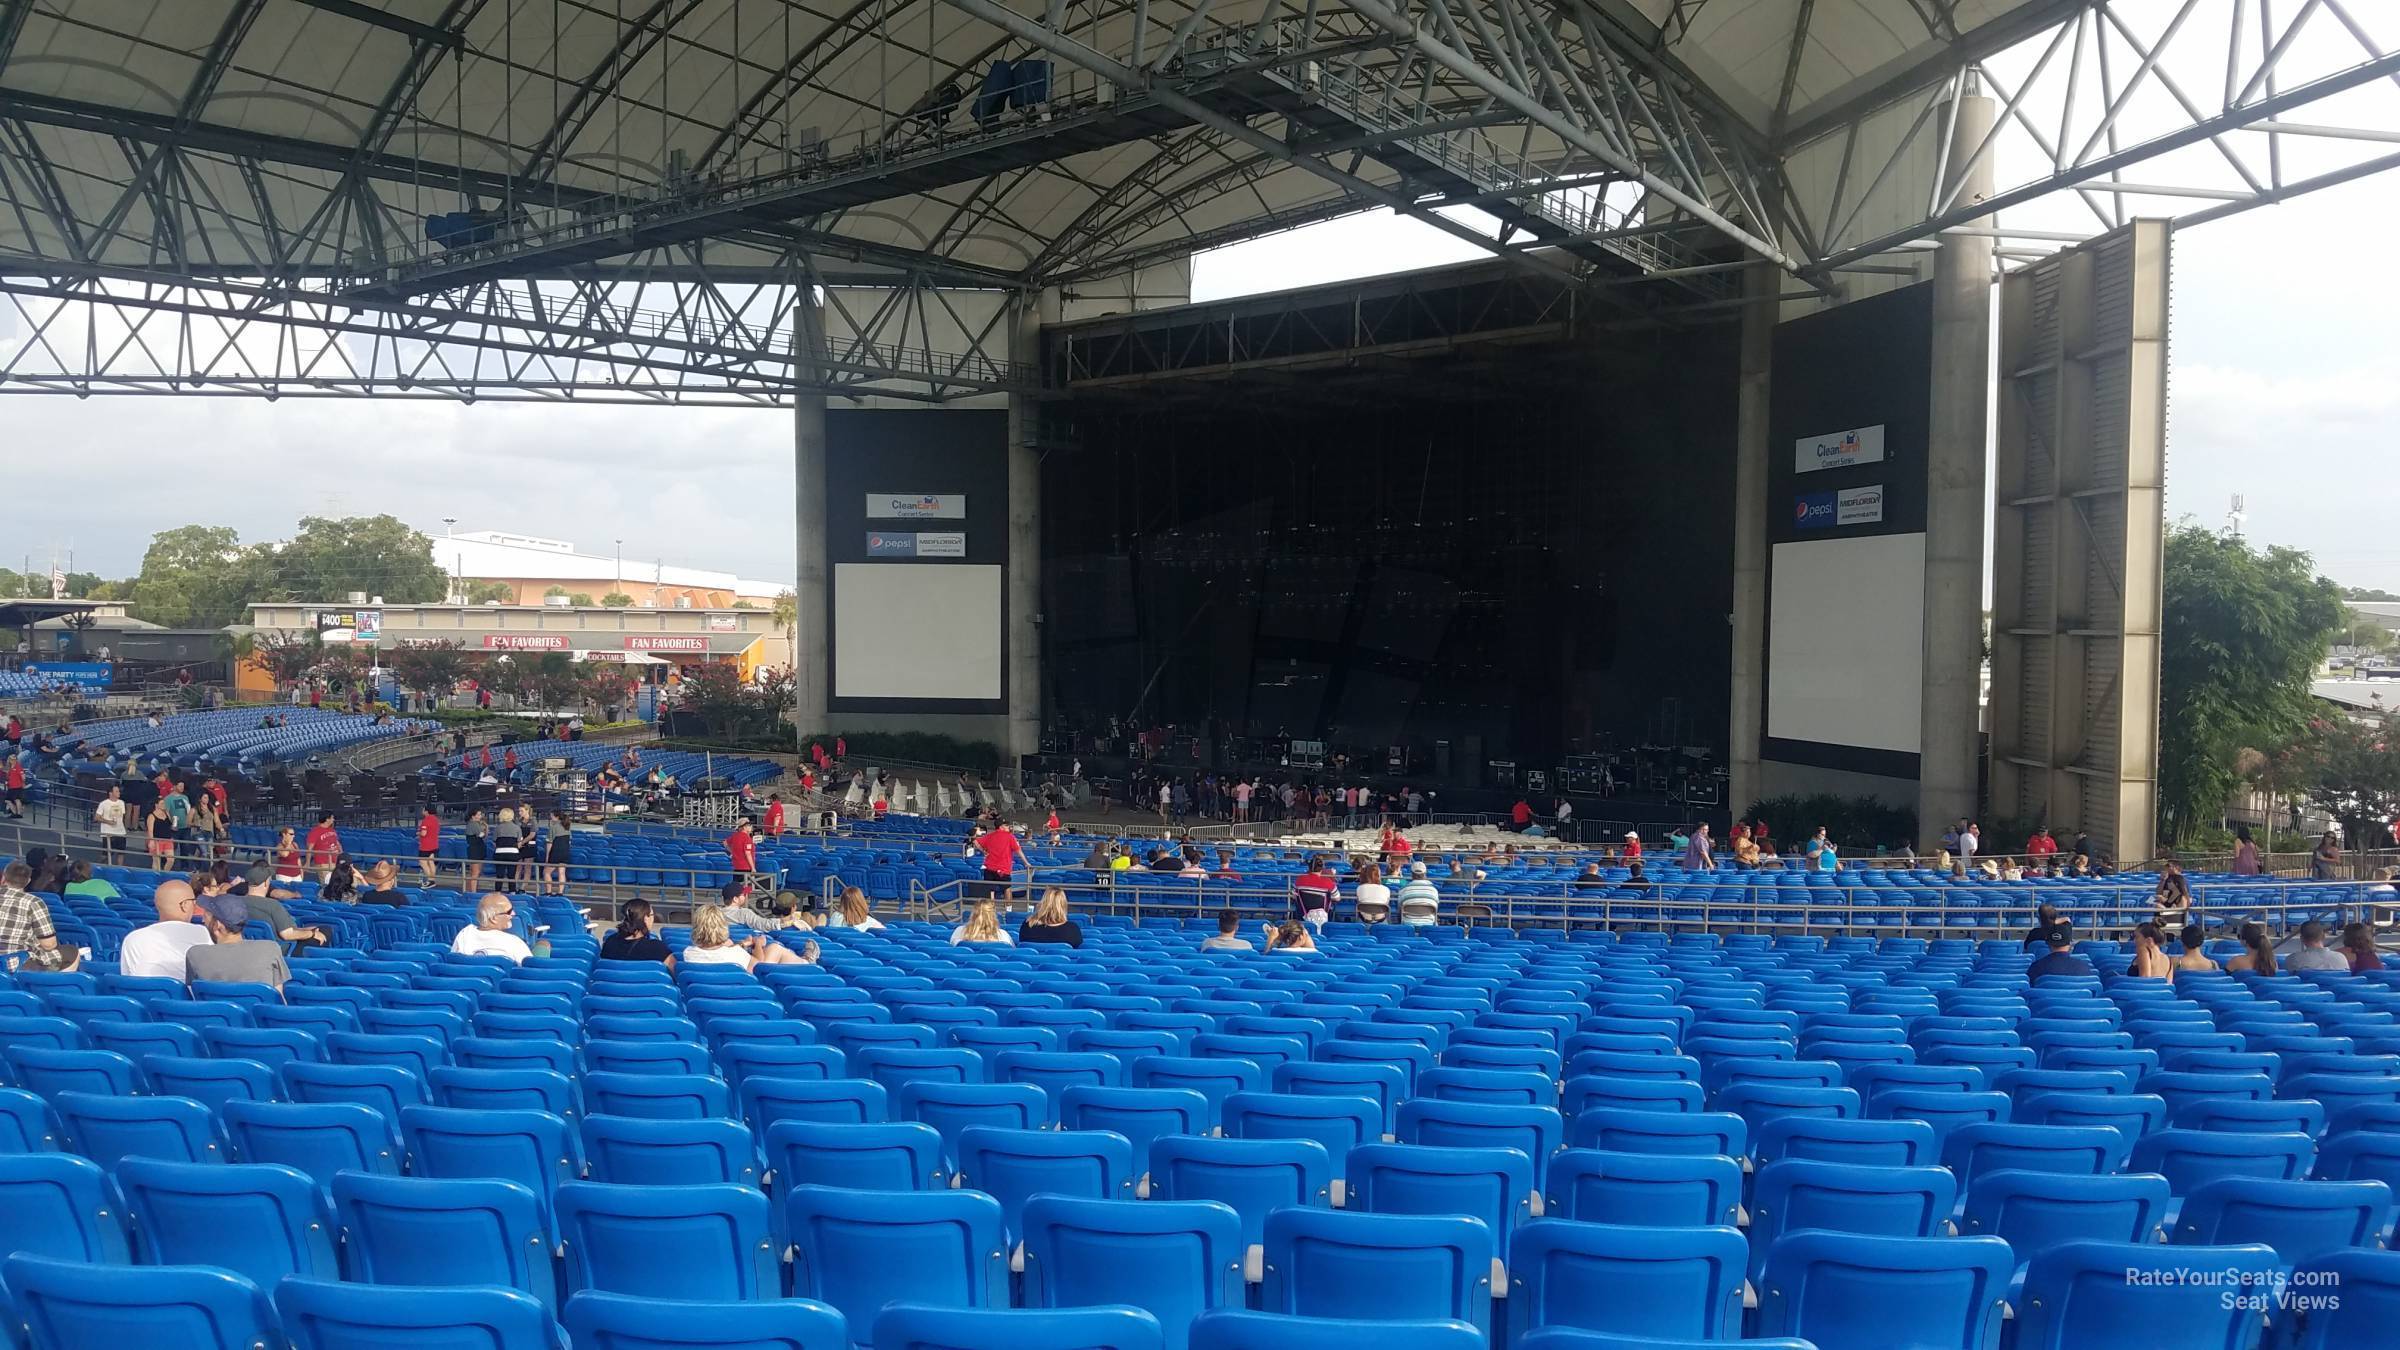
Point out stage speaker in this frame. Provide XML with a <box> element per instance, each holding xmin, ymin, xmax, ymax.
<box><xmin>1433</xmin><ymin>740</ymin><xmax>1451</xmax><ymax>779</ymax></box>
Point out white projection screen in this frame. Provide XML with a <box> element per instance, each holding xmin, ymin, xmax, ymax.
<box><xmin>834</xmin><ymin>563</ymin><xmax>1004</xmax><ymax>701</ymax></box>
<box><xmin>1768</xmin><ymin>534</ymin><xmax>1926</xmax><ymax>753</ymax></box>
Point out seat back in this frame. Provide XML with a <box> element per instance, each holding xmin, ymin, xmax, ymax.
<box><xmin>1061</xmin><ymin>1087</ymin><xmax>1212</xmax><ymax>1178</ymax></box>
<box><xmin>560</xmin><ymin>1289</ymin><xmax>848</xmax><ymax>1350</ymax></box>
<box><xmin>1260</xmin><ymin>1206</ymin><xmax>1494</xmax><ymax>1336</ymax></box>
<box><xmin>554</xmin><ymin>1181</ymin><xmax>777</xmax><ymax>1299</ymax></box>
<box><xmin>1148</xmin><ymin>1134</ymin><xmax>1333</xmax><ymax>1252</ymax></box>
<box><xmin>1021</xmin><ymin>1194</ymin><xmax>1243</xmax><ymax>1350</ymax></box>
<box><xmin>1544</xmin><ymin>1148</ymin><xmax>1741</xmax><ymax>1227</ymax></box>
<box><xmin>871</xmin><ymin>1304</ymin><xmax>1164</xmax><ymax>1350</ymax></box>
<box><xmin>768</xmin><ymin>1119</ymin><xmax>944</xmax><ymax>1193</ymax></box>
<box><xmin>1188</xmin><ymin>1311</ymin><xmax>1482</xmax><ymax>1350</ymax></box>
<box><xmin>399</xmin><ymin>1105</ymin><xmax>578</xmax><ymax>1227</ymax></box>
<box><xmin>1395</xmin><ymin>1099</ymin><xmax>1562</xmax><ymax>1170</ymax></box>
<box><xmin>54</xmin><ymin>1090</ymin><xmax>225</xmax><ymax>1168</ymax></box>
<box><xmin>138</xmin><ymin>1055</ymin><xmax>275</xmax><ymax>1112</ymax></box>
<box><xmin>896</xmin><ymin>1081</ymin><xmax>1054</xmax><ymax>1172</ymax></box>
<box><xmin>581</xmin><ymin>1071</ymin><xmax>731</xmax><ymax>1120</ymax></box>
<box><xmin>1748</xmin><ymin>1159</ymin><xmax>1959</xmax><ymax>1283</ymax></box>
<box><xmin>2012</xmin><ymin>1239</ymin><xmax>2279</xmax><ymax>1349</ymax></box>
<box><xmin>0</xmin><ymin>1253</ymin><xmax>280</xmax><ymax>1350</ymax></box>
<box><xmin>1957</xmin><ymin>1169</ymin><xmax>2171</xmax><ymax>1262</ymax></box>
<box><xmin>1225</xmin><ymin>1093</ymin><xmax>1385</xmax><ymax>1180</ymax></box>
<box><xmin>0</xmin><ymin>1152</ymin><xmax>132</xmax><ymax>1264</ymax></box>
<box><xmin>582</xmin><ymin>1114</ymin><xmax>760</xmax><ymax>1189</ymax></box>
<box><xmin>744</xmin><ymin>1076</ymin><xmax>889</xmax><ymax>1135</ymax></box>
<box><xmin>1754</xmin><ymin>1231</ymin><xmax>2011</xmax><ymax>1350</ymax></box>
<box><xmin>786</xmin><ymin>1185</ymin><xmax>1006</xmax><ymax>1333</ymax></box>
<box><xmin>1941</xmin><ymin>1123</ymin><xmax>2131</xmax><ymax>1187</ymax></box>
<box><xmin>1506</xmin><ymin>1218</ymin><xmax>1747</xmax><ymax>1344</ymax></box>
<box><xmin>114</xmin><ymin>1157</ymin><xmax>338</xmax><ymax>1289</ymax></box>
<box><xmin>331</xmin><ymin>1170</ymin><xmax>554</xmax><ymax>1307</ymax></box>
<box><xmin>1566</xmin><ymin>1108</ymin><xmax>1744</xmax><ymax>1158</ymax></box>
<box><xmin>954</xmin><ymin>1126</ymin><xmax>1136</xmax><ymax>1238</ymax></box>
<box><xmin>2290</xmin><ymin>1248</ymin><xmax>2400</xmax><ymax>1350</ymax></box>
<box><xmin>2170</xmin><ymin>1177</ymin><xmax>2396</xmax><ymax>1267</ymax></box>
<box><xmin>277</xmin><ymin>1278</ymin><xmax>561</xmax><ymax>1350</ymax></box>
<box><xmin>1348</xmin><ymin>1142</ymin><xmax>1535</xmax><ymax>1249</ymax></box>
<box><xmin>1754</xmin><ymin>1115</ymin><xmax>1938</xmax><ymax>1169</ymax></box>
<box><xmin>2129</xmin><ymin>1129</ymin><xmax>2317</xmax><ymax>1194</ymax></box>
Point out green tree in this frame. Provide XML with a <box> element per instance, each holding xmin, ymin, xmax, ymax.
<box><xmin>2343</xmin><ymin>587</ymin><xmax>2400</xmax><ymax>602</ymax></box>
<box><xmin>246</xmin><ymin>629</ymin><xmax>326</xmax><ymax>688</ymax></box>
<box><xmin>2159</xmin><ymin>525</ymin><xmax>2347</xmax><ymax>844</ymax></box>
<box><xmin>463</xmin><ymin>580</ymin><xmax>514</xmax><ymax>605</ymax></box>
<box><xmin>543</xmin><ymin>586</ymin><xmax>571</xmax><ymax>600</ymax></box>
<box><xmin>600</xmin><ymin>591</ymin><xmax>634</xmax><ymax>608</ymax></box>
<box><xmin>61</xmin><ymin>571</ymin><xmax>105</xmax><ymax>597</ymax></box>
<box><xmin>260</xmin><ymin>515</ymin><xmax>448</xmax><ymax>605</ymax></box>
<box><xmin>771</xmin><ymin>588</ymin><xmax>799</xmax><ymax>669</ymax></box>
<box><xmin>2291</xmin><ymin>712</ymin><xmax>2400</xmax><ymax>849</ymax></box>
<box><xmin>129</xmin><ymin>525</ymin><xmax>262</xmax><ymax>628</ymax></box>
<box><xmin>730</xmin><ymin>600</ymin><xmax>756</xmax><ymax>610</ymax></box>
<box><xmin>387</xmin><ymin>639</ymin><xmax>469</xmax><ymax>707</ymax></box>
<box><xmin>567</xmin><ymin>592</ymin><xmax>597</xmax><ymax>607</ymax></box>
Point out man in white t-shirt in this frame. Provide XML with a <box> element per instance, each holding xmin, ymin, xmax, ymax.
<box><xmin>93</xmin><ymin>786</ymin><xmax>129</xmax><ymax>863</ymax></box>
<box><xmin>118</xmin><ymin>879</ymin><xmax>213</xmax><ymax>980</ymax></box>
<box><xmin>451</xmin><ymin>892</ymin><xmax>534</xmax><ymax>964</ymax></box>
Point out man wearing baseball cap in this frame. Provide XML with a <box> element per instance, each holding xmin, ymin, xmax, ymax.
<box><xmin>2026</xmin><ymin>924</ymin><xmax>2095</xmax><ymax>981</ymax></box>
<box><xmin>184</xmin><ymin>892</ymin><xmax>289</xmax><ymax>990</ymax></box>
<box><xmin>1621</xmin><ymin>830</ymin><xmax>1642</xmax><ymax>860</ymax></box>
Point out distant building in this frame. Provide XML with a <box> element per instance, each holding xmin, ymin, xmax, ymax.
<box><xmin>431</xmin><ymin>530</ymin><xmax>786</xmax><ymax>610</ymax></box>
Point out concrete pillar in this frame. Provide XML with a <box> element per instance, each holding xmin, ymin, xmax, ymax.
<box><xmin>1728</xmin><ymin>262</ymin><xmax>1775</xmax><ymax>818</ymax></box>
<box><xmin>791</xmin><ymin>283</ymin><xmax>831</xmax><ymax>735</ymax></box>
<box><xmin>1003</xmin><ymin>287</ymin><xmax>1059</xmax><ymax>761</ymax></box>
<box><xmin>1917</xmin><ymin>78</ymin><xmax>1996</xmax><ymax>848</ymax></box>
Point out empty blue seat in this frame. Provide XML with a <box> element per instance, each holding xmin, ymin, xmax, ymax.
<box><xmin>53</xmin><ymin>1090</ymin><xmax>226</xmax><ymax>1167</ymax></box>
<box><xmin>1021</xmin><ymin>1194</ymin><xmax>1242</xmax><ymax>1350</ymax></box>
<box><xmin>1396</xmin><ymin>1099</ymin><xmax>1562</xmax><ymax>1169</ymax></box>
<box><xmin>399</xmin><ymin>1105</ymin><xmax>579</xmax><ymax>1225</ymax></box>
<box><xmin>1941</xmin><ymin>1123</ymin><xmax>2130</xmax><ymax>1188</ymax></box>
<box><xmin>1349</xmin><ymin>1142</ymin><xmax>1535</xmax><ymax>1250</ymax></box>
<box><xmin>2011</xmin><ymin>1239</ymin><xmax>2278</xmax><ymax>1349</ymax></box>
<box><xmin>582</xmin><ymin>1071</ymin><xmax>731</xmax><ymax>1120</ymax></box>
<box><xmin>333</xmin><ymin>1170</ymin><xmax>556</xmax><ymax>1306</ymax></box>
<box><xmin>1956</xmin><ymin>1169</ymin><xmax>2170</xmax><ymax>1266</ymax></box>
<box><xmin>1754</xmin><ymin>1115</ymin><xmax>1938</xmax><ymax>1168</ymax></box>
<box><xmin>2287</xmin><ymin>1248</ymin><xmax>2400</xmax><ymax>1349</ymax></box>
<box><xmin>583</xmin><ymin>1039</ymin><xmax>713</xmax><ymax>1077</ymax></box>
<box><xmin>583</xmin><ymin>1114</ymin><xmax>760</xmax><ymax>1189</ymax></box>
<box><xmin>561</xmin><ymin>1290</ymin><xmax>849</xmax><ymax>1350</ymax></box>
<box><xmin>278</xmin><ymin>1278</ymin><xmax>562</xmax><ymax>1350</ymax></box>
<box><xmin>2014</xmin><ymin>1092</ymin><xmax>2167</xmax><ymax>1145</ymax></box>
<box><xmin>114</xmin><ymin>1157</ymin><xmax>338</xmax><ymax>1288</ymax></box>
<box><xmin>1566</xmin><ymin>1108</ymin><xmax>1744</xmax><ymax>1158</ymax></box>
<box><xmin>2318</xmin><ymin>1129</ymin><xmax>2400</xmax><ymax>1197</ymax></box>
<box><xmin>1149</xmin><ymin>1134</ymin><xmax>1333</xmax><ymax>1261</ymax></box>
<box><xmin>0</xmin><ymin>1152</ymin><xmax>131</xmax><ymax>1263</ymax></box>
<box><xmin>1271</xmin><ymin>1062</ymin><xmax>1406</xmax><ymax>1133</ymax></box>
<box><xmin>1754</xmin><ymin>1231</ymin><xmax>2011</xmax><ymax>1350</ymax></box>
<box><xmin>1</xmin><ymin>1253</ymin><xmax>281</xmax><ymax>1350</ymax></box>
<box><xmin>1505</xmin><ymin>1219</ymin><xmax>1747</xmax><ymax>1344</ymax></box>
<box><xmin>955</xmin><ymin>1126</ymin><xmax>1136</xmax><ymax>1238</ymax></box>
<box><xmin>2170</xmin><ymin>1177</ymin><xmax>2395</xmax><ymax>1266</ymax></box>
<box><xmin>787</xmin><ymin>1185</ymin><xmax>1007</xmax><ymax>1332</ymax></box>
<box><xmin>280</xmin><ymin>1060</ymin><xmax>428</xmax><ymax>1121</ymax></box>
<box><xmin>0</xmin><ymin>1084</ymin><xmax>64</xmax><ymax>1151</ymax></box>
<box><xmin>5</xmin><ymin>1045</ymin><xmax>143</xmax><ymax>1098</ymax></box>
<box><xmin>222</xmin><ymin>1099</ymin><xmax>401</xmax><ymax>1190</ymax></box>
<box><xmin>1225</xmin><ymin>1093</ymin><xmax>1384</xmax><ymax>1183</ymax></box>
<box><xmin>769</xmin><ymin>1119</ymin><xmax>944</xmax><ymax>1192</ymax></box>
<box><xmin>555</xmin><ymin>1181</ymin><xmax>777</xmax><ymax>1299</ymax></box>
<box><xmin>2130</xmin><ymin>1129</ymin><xmax>2317</xmax><ymax>1196</ymax></box>
<box><xmin>1261</xmin><ymin>1207</ymin><xmax>1494</xmax><ymax>1336</ymax></box>
<box><xmin>1559</xmin><ymin>1076</ymin><xmax>1704</xmax><ymax>1116</ymax></box>
<box><xmin>896</xmin><ymin>1080</ymin><xmax>1054</xmax><ymax>1172</ymax></box>
<box><xmin>1062</xmin><ymin>1086</ymin><xmax>1212</xmax><ymax>1181</ymax></box>
<box><xmin>873</xmin><ymin>1303</ymin><xmax>1163</xmax><ymax>1350</ymax></box>
<box><xmin>1544</xmin><ymin>1149</ymin><xmax>1740</xmax><ymax>1227</ymax></box>
<box><xmin>744</xmin><ymin>1076</ymin><xmax>889</xmax><ymax>1133</ymax></box>
<box><xmin>1748</xmin><ymin>1159</ymin><xmax>1959</xmax><ymax>1283</ymax></box>
<box><xmin>1188</xmin><ymin>1311</ymin><xmax>1482</xmax><ymax>1350</ymax></box>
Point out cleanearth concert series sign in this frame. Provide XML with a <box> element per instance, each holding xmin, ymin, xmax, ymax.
<box><xmin>867</xmin><ymin>493</ymin><xmax>966</xmax><ymax>519</ymax></box>
<box><xmin>1794</xmin><ymin>424</ymin><xmax>1887</xmax><ymax>474</ymax></box>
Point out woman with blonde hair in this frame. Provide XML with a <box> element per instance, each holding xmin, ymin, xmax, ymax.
<box><xmin>1018</xmin><ymin>887</ymin><xmax>1084</xmax><ymax>948</ymax></box>
<box><xmin>826</xmin><ymin>886</ymin><xmax>884</xmax><ymax>931</ymax></box>
<box><xmin>950</xmin><ymin>898</ymin><xmax>1013</xmax><ymax>946</ymax></box>
<box><xmin>681</xmin><ymin>902</ymin><xmax>805</xmax><ymax>969</ymax></box>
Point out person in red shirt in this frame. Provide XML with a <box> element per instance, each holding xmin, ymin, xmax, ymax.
<box><xmin>305</xmin><ymin>812</ymin><xmax>342</xmax><ymax>883</ymax></box>
<box><xmin>1045</xmin><ymin>810</ymin><xmax>1062</xmax><ymax>843</ymax></box>
<box><xmin>1622</xmin><ymin>830</ymin><xmax>1644</xmax><ymax>860</ymax></box>
<box><xmin>975</xmin><ymin>824</ymin><xmax>1022</xmax><ymax>902</ymax></box>
<box><xmin>1509</xmin><ymin>799</ymin><xmax>1534</xmax><ymax>832</ymax></box>
<box><xmin>2</xmin><ymin>754</ymin><xmax>24</xmax><ymax>819</ymax></box>
<box><xmin>2026</xmin><ymin>828</ymin><xmax>2058</xmax><ymax>858</ymax></box>
<box><xmin>503</xmin><ymin>747</ymin><xmax>517</xmax><ymax>774</ymax></box>
<box><xmin>1291</xmin><ymin>855</ymin><xmax>1339</xmax><ymax>928</ymax></box>
<box><xmin>726</xmin><ymin>820</ymin><xmax>758</xmax><ymax>879</ymax></box>
<box><xmin>480</xmin><ymin>744</ymin><xmax>493</xmax><ymax>770</ymax></box>
<box><xmin>202</xmin><ymin>777</ymin><xmax>230</xmax><ymax>822</ymax></box>
<box><xmin>764</xmin><ymin>795</ymin><xmax>786</xmax><ymax>837</ymax></box>
<box><xmin>800</xmin><ymin>769</ymin><xmax>817</xmax><ymax>794</ymax></box>
<box><xmin>416</xmin><ymin>807</ymin><xmax>443</xmax><ymax>881</ymax></box>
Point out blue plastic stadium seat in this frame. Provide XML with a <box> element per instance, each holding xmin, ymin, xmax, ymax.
<box><xmin>1754</xmin><ymin>1231</ymin><xmax>2011</xmax><ymax>1350</ymax></box>
<box><xmin>1</xmin><ymin>1253</ymin><xmax>282</xmax><ymax>1350</ymax></box>
<box><xmin>954</xmin><ymin>1126</ymin><xmax>1136</xmax><ymax>1239</ymax></box>
<box><xmin>279</xmin><ymin>1278</ymin><xmax>565</xmax><ymax>1350</ymax></box>
<box><xmin>1748</xmin><ymin>1160</ymin><xmax>1960</xmax><ymax>1283</ymax></box>
<box><xmin>53</xmin><ymin>1089</ymin><xmax>227</xmax><ymax>1167</ymax></box>
<box><xmin>2011</xmin><ymin>1239</ymin><xmax>2279</xmax><ymax>1349</ymax></box>
<box><xmin>872</xmin><ymin>1304</ymin><xmax>1164</xmax><ymax>1350</ymax></box>
<box><xmin>744</xmin><ymin>1076</ymin><xmax>889</xmax><ymax>1135</ymax></box>
<box><xmin>1941</xmin><ymin>1123</ymin><xmax>2131</xmax><ymax>1188</ymax></box>
<box><xmin>561</xmin><ymin>1290</ymin><xmax>848</xmax><ymax>1350</ymax></box>
<box><xmin>1149</xmin><ymin>1134</ymin><xmax>1333</xmax><ymax>1262</ymax></box>
<box><xmin>1956</xmin><ymin>1169</ymin><xmax>2171</xmax><ymax>1265</ymax></box>
<box><xmin>222</xmin><ymin>1098</ymin><xmax>401</xmax><ymax>1190</ymax></box>
<box><xmin>2129</xmin><ymin>1129</ymin><xmax>2317</xmax><ymax>1196</ymax></box>
<box><xmin>1021</xmin><ymin>1194</ymin><xmax>1243</xmax><ymax>1350</ymax></box>
<box><xmin>555</xmin><ymin>1181</ymin><xmax>778</xmax><ymax>1299</ymax></box>
<box><xmin>1505</xmin><ymin>1219</ymin><xmax>1747</xmax><ymax>1345</ymax></box>
<box><xmin>1350</xmin><ymin>1142</ymin><xmax>1536</xmax><ymax>1250</ymax></box>
<box><xmin>786</xmin><ymin>1185</ymin><xmax>1007</xmax><ymax>1334</ymax></box>
<box><xmin>114</xmin><ymin>1157</ymin><xmax>339</xmax><ymax>1289</ymax></box>
<box><xmin>333</xmin><ymin>1170</ymin><xmax>556</xmax><ymax>1306</ymax></box>
<box><xmin>399</xmin><ymin>1104</ymin><xmax>580</xmax><ymax>1225</ymax></box>
<box><xmin>5</xmin><ymin>1045</ymin><xmax>143</xmax><ymax>1098</ymax></box>
<box><xmin>1566</xmin><ymin>1108</ymin><xmax>1745</xmax><ymax>1158</ymax></box>
<box><xmin>1543</xmin><ymin>1148</ymin><xmax>1739</xmax><ymax>1227</ymax></box>
<box><xmin>896</xmin><ymin>1080</ymin><xmax>1054</xmax><ymax>1173</ymax></box>
<box><xmin>2286</xmin><ymin>1248</ymin><xmax>2400</xmax><ymax>1349</ymax></box>
<box><xmin>1754</xmin><ymin>1115</ymin><xmax>1939</xmax><ymax>1169</ymax></box>
<box><xmin>768</xmin><ymin>1119</ymin><xmax>944</xmax><ymax>1192</ymax></box>
<box><xmin>1261</xmin><ymin>1207</ymin><xmax>1494</xmax><ymax>1336</ymax></box>
<box><xmin>1187</xmin><ymin>1311</ymin><xmax>1484</xmax><ymax>1350</ymax></box>
<box><xmin>2169</xmin><ymin>1177</ymin><xmax>2395</xmax><ymax>1266</ymax></box>
<box><xmin>583</xmin><ymin>1113</ymin><xmax>760</xmax><ymax>1189</ymax></box>
<box><xmin>0</xmin><ymin>1084</ymin><xmax>65</xmax><ymax>1151</ymax></box>
<box><xmin>1396</xmin><ymin>1098</ymin><xmax>1562</xmax><ymax>1169</ymax></box>
<box><xmin>0</xmin><ymin>1152</ymin><xmax>132</xmax><ymax>1263</ymax></box>
<box><xmin>582</xmin><ymin>1071</ymin><xmax>731</xmax><ymax>1120</ymax></box>
<box><xmin>1225</xmin><ymin>1094</ymin><xmax>1385</xmax><ymax>1184</ymax></box>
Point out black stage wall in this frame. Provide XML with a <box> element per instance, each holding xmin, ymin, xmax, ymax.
<box><xmin>1042</xmin><ymin>324</ymin><xmax>1740</xmax><ymax>776</ymax></box>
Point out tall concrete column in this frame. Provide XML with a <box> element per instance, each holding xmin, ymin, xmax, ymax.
<box><xmin>1003</xmin><ymin>287</ymin><xmax>1059</xmax><ymax>761</ymax></box>
<box><xmin>791</xmin><ymin>282</ymin><xmax>831</xmax><ymax>735</ymax></box>
<box><xmin>1918</xmin><ymin>77</ymin><xmax>1996</xmax><ymax>847</ymax></box>
<box><xmin>1728</xmin><ymin>262</ymin><xmax>1775</xmax><ymax>818</ymax></box>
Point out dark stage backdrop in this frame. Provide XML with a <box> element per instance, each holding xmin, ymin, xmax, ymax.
<box><xmin>1042</xmin><ymin>324</ymin><xmax>1739</xmax><ymax>774</ymax></box>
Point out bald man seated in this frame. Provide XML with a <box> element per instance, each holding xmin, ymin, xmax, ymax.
<box><xmin>117</xmin><ymin>878</ymin><xmax>212</xmax><ymax>980</ymax></box>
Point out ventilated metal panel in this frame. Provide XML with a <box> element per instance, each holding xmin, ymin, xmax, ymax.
<box><xmin>1989</xmin><ymin>222</ymin><xmax>2169</xmax><ymax>865</ymax></box>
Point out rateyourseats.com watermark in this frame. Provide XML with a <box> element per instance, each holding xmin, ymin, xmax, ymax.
<box><xmin>2124</xmin><ymin>1265</ymin><xmax>2342</xmax><ymax>1312</ymax></box>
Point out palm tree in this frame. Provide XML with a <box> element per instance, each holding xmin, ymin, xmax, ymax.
<box><xmin>771</xmin><ymin>589</ymin><xmax>799</xmax><ymax>670</ymax></box>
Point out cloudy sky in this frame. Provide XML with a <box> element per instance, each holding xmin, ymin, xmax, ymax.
<box><xmin>9</xmin><ymin>165</ymin><xmax>2400</xmax><ymax>593</ymax></box>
